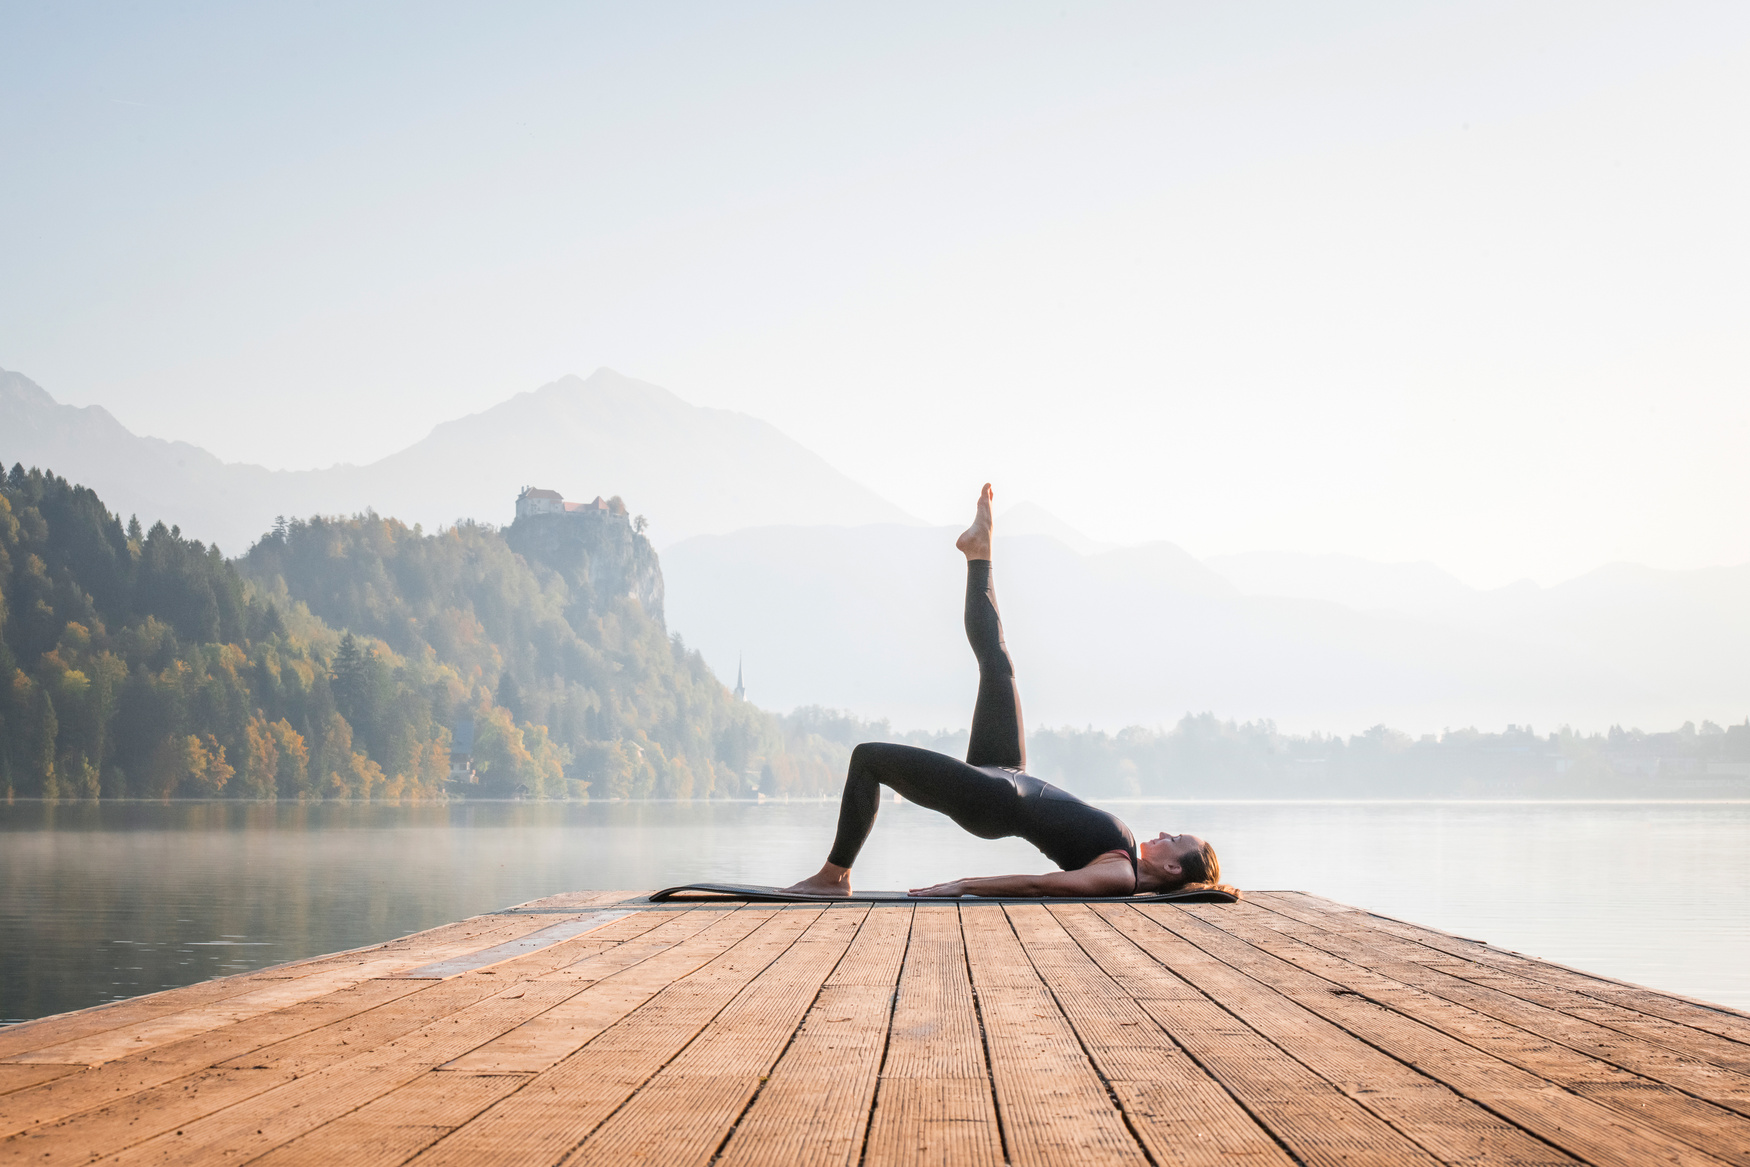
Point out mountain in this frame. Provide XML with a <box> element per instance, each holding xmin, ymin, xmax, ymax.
<box><xmin>1204</xmin><ymin>550</ymin><xmax>1478</xmax><ymax>616</ymax></box>
<box><xmin>332</xmin><ymin>369</ymin><xmax>917</xmax><ymax>545</ymax></box>
<box><xmin>0</xmin><ymin>367</ymin><xmax>916</xmax><ymax>554</ymax></box>
<box><xmin>0</xmin><ymin>368</ymin><xmax>292</xmax><ymax>558</ymax></box>
<box><xmin>663</xmin><ymin>523</ymin><xmax>1750</xmax><ymax>735</ymax></box>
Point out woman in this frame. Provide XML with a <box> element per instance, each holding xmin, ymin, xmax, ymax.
<box><xmin>785</xmin><ymin>484</ymin><xmax>1233</xmax><ymax>900</ymax></box>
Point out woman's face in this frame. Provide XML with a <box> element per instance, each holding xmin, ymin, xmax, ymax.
<box><xmin>1140</xmin><ymin>831</ymin><xmax>1204</xmax><ymax>875</ymax></box>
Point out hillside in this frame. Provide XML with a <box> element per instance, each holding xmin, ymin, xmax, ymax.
<box><xmin>0</xmin><ymin>466</ymin><xmax>861</xmax><ymax>801</ymax></box>
<box><xmin>0</xmin><ymin>367</ymin><xmax>917</xmax><ymax>555</ymax></box>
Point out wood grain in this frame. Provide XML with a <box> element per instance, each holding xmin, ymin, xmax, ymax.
<box><xmin>863</xmin><ymin>903</ymin><xmax>1003</xmax><ymax>1167</ymax></box>
<box><xmin>1145</xmin><ymin>903</ymin><xmax>1738</xmax><ymax>1167</ymax></box>
<box><xmin>717</xmin><ymin>904</ymin><xmax>912</xmax><ymax>1167</ymax></box>
<box><xmin>4</xmin><ymin>891</ymin><xmax>1747</xmax><ymax>1166</ymax></box>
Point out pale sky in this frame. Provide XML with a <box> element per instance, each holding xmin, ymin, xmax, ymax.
<box><xmin>3</xmin><ymin>2</ymin><xmax>1747</xmax><ymax>587</ymax></box>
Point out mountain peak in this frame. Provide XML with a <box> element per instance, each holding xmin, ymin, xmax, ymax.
<box><xmin>0</xmin><ymin>367</ymin><xmax>919</xmax><ymax>551</ymax></box>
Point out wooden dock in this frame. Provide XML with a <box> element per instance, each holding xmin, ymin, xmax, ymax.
<box><xmin>4</xmin><ymin>891</ymin><xmax>1750</xmax><ymax>1166</ymax></box>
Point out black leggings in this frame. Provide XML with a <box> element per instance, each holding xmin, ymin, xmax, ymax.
<box><xmin>825</xmin><ymin>560</ymin><xmax>1137</xmax><ymax>874</ymax></box>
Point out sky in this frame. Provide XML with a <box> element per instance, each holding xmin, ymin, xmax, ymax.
<box><xmin>2</xmin><ymin>1</ymin><xmax>1747</xmax><ymax>588</ymax></box>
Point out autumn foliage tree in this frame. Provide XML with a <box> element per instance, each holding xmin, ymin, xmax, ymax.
<box><xmin>0</xmin><ymin>465</ymin><xmax>859</xmax><ymax>801</ymax></box>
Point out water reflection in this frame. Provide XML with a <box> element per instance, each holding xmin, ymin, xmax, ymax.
<box><xmin>2</xmin><ymin>799</ymin><xmax>1746</xmax><ymax>1024</ymax></box>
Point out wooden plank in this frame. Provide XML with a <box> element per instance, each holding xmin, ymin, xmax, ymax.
<box><xmin>562</xmin><ymin>905</ymin><xmax>870</xmax><ymax>1167</ymax></box>
<box><xmin>716</xmin><ymin>985</ymin><xmax>892</xmax><ymax>1167</ymax></box>
<box><xmin>215</xmin><ymin>978</ymin><xmax>537</xmax><ymax>1073</ymax></box>
<box><xmin>402</xmin><ymin>906</ymin><xmax>817</xmax><ymax>1167</ymax></box>
<box><xmin>0</xmin><ymin>908</ymin><xmax>594</xmax><ymax>1063</ymax></box>
<box><xmin>1239</xmin><ymin>899</ymin><xmax>1750</xmax><ymax>1103</ymax></box>
<box><xmin>248</xmin><ymin>903</ymin><xmax>637</xmax><ymax>986</ymax></box>
<box><xmin>1076</xmin><ymin>904</ymin><xmax>1492</xmax><ymax>1167</ymax></box>
<box><xmin>1141</xmin><ymin>903</ymin><xmax>1739</xmax><ymax>1167</ymax></box>
<box><xmin>1</xmin><ymin>965</ymin><xmax>603</xmax><ymax>1167</ymax></box>
<box><xmin>505</xmin><ymin>889</ymin><xmax>643</xmax><ymax>911</ymax></box>
<box><xmin>0</xmin><ymin>1068</ymin><xmax>297</xmax><ymax>1167</ymax></box>
<box><xmin>245</xmin><ymin>1071</ymin><xmax>529</xmax><ymax>1167</ymax></box>
<box><xmin>438</xmin><ymin>906</ymin><xmax>762</xmax><ymax>1074</ymax></box>
<box><xmin>873</xmin><ymin>905</ymin><xmax>986</xmax><ymax>1081</ymax></box>
<box><xmin>390</xmin><ymin>910</ymin><xmax>638</xmax><ymax>979</ymax></box>
<box><xmin>0</xmin><ymin>1066</ymin><xmax>78</xmax><ymax>1097</ymax></box>
<box><xmin>1010</xmin><ymin>904</ymin><xmax>1297</xmax><ymax>1167</ymax></box>
<box><xmin>1208</xmin><ymin>900</ymin><xmax>1750</xmax><ymax>1165</ymax></box>
<box><xmin>959</xmin><ymin>903</ymin><xmax>1147</xmax><ymax>1166</ymax></box>
<box><xmin>1261</xmin><ymin>892</ymin><xmax>1750</xmax><ymax>1050</ymax></box>
<box><xmin>0</xmin><ymin>967</ymin><xmax>353</xmax><ymax>1063</ymax></box>
<box><xmin>95</xmin><ymin>978</ymin><xmax>592</xmax><ymax>1167</ymax></box>
<box><xmin>2</xmin><ymin>957</ymin><xmax>410</xmax><ymax>1066</ymax></box>
<box><xmin>1254</xmin><ymin>892</ymin><xmax>1750</xmax><ymax>1071</ymax></box>
<box><xmin>864</xmin><ymin>904</ymin><xmax>1002</xmax><ymax>1167</ymax></box>
<box><xmin>0</xmin><ymin>978</ymin><xmax>427</xmax><ymax>1141</ymax></box>
<box><xmin>716</xmin><ymin>905</ymin><xmax>912</xmax><ymax>1167</ymax></box>
<box><xmin>418</xmin><ymin>909</ymin><xmax>671</xmax><ymax>987</ymax></box>
<box><xmin>824</xmin><ymin>901</ymin><xmax>914</xmax><ymax>989</ymax></box>
<box><xmin>866</xmin><ymin>1081</ymin><xmax>1006</xmax><ymax>1167</ymax></box>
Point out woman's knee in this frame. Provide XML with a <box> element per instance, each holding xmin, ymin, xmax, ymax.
<box><xmin>850</xmin><ymin>741</ymin><xmax>913</xmax><ymax>771</ymax></box>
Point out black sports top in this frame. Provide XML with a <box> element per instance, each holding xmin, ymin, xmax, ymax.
<box><xmin>1010</xmin><ymin>772</ymin><xmax>1139</xmax><ymax>880</ymax></box>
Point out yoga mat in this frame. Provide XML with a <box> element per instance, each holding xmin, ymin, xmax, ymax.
<box><xmin>648</xmin><ymin>882</ymin><xmax>1240</xmax><ymax>904</ymax></box>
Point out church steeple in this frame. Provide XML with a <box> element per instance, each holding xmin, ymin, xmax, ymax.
<box><xmin>733</xmin><ymin>655</ymin><xmax>745</xmax><ymax>702</ymax></box>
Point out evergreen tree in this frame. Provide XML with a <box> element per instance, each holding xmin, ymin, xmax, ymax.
<box><xmin>0</xmin><ymin>469</ymin><xmax>836</xmax><ymax>802</ymax></box>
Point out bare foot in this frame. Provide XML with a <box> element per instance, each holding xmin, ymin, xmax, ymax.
<box><xmin>956</xmin><ymin>483</ymin><xmax>994</xmax><ymax>560</ymax></box>
<box><xmin>783</xmin><ymin>862</ymin><xmax>852</xmax><ymax>897</ymax></box>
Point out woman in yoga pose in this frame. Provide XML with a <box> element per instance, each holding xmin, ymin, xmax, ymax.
<box><xmin>785</xmin><ymin>484</ymin><xmax>1231</xmax><ymax>900</ymax></box>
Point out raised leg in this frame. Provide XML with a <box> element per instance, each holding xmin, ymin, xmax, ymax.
<box><xmin>962</xmin><ymin>562</ymin><xmax>1026</xmax><ymax>770</ymax></box>
<box><xmin>784</xmin><ymin>485</ymin><xmax>1027</xmax><ymax>896</ymax></box>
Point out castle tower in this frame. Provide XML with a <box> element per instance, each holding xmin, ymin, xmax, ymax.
<box><xmin>733</xmin><ymin>655</ymin><xmax>745</xmax><ymax>702</ymax></box>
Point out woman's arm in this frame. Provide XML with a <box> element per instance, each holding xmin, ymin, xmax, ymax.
<box><xmin>909</xmin><ymin>854</ymin><xmax>1135</xmax><ymax>898</ymax></box>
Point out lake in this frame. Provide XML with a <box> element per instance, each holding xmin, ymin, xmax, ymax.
<box><xmin>2</xmin><ymin>798</ymin><xmax>1747</xmax><ymax>1025</ymax></box>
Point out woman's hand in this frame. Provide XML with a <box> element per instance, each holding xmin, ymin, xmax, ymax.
<box><xmin>908</xmin><ymin>879</ymin><xmax>969</xmax><ymax>898</ymax></box>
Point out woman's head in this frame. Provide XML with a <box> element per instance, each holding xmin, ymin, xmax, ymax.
<box><xmin>1139</xmin><ymin>831</ymin><xmax>1234</xmax><ymax>895</ymax></box>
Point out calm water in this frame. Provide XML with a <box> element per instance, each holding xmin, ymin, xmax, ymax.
<box><xmin>2</xmin><ymin>799</ymin><xmax>1747</xmax><ymax>1024</ymax></box>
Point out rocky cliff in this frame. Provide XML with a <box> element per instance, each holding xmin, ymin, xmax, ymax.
<box><xmin>505</xmin><ymin>508</ymin><xmax>665</xmax><ymax>626</ymax></box>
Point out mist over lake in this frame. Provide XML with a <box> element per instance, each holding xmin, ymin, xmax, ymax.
<box><xmin>5</xmin><ymin>798</ymin><xmax>1747</xmax><ymax>1025</ymax></box>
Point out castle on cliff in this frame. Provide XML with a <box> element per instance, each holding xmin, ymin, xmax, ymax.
<box><xmin>516</xmin><ymin>486</ymin><xmax>629</xmax><ymax>519</ymax></box>
<box><xmin>507</xmin><ymin>486</ymin><xmax>664</xmax><ymax>626</ymax></box>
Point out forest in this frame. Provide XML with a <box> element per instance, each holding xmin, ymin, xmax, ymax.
<box><xmin>0</xmin><ymin>465</ymin><xmax>848</xmax><ymax>800</ymax></box>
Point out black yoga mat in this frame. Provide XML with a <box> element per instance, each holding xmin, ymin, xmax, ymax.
<box><xmin>648</xmin><ymin>883</ymin><xmax>1240</xmax><ymax>904</ymax></box>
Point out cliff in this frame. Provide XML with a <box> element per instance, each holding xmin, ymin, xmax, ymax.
<box><xmin>504</xmin><ymin>508</ymin><xmax>666</xmax><ymax>627</ymax></box>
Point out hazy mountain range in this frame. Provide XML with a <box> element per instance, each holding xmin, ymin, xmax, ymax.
<box><xmin>663</xmin><ymin>522</ymin><xmax>1750</xmax><ymax>735</ymax></box>
<box><xmin>0</xmin><ymin>366</ymin><xmax>914</xmax><ymax>553</ymax></box>
<box><xmin>6</xmin><ymin>364</ymin><xmax>1745</xmax><ymax>734</ymax></box>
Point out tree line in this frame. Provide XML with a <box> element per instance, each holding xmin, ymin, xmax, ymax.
<box><xmin>0</xmin><ymin>465</ymin><xmax>839</xmax><ymax>800</ymax></box>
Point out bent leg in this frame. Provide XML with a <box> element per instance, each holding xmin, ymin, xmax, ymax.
<box><xmin>826</xmin><ymin>742</ymin><xmax>1022</xmax><ymax>868</ymax></box>
<box><xmin>963</xmin><ymin>559</ymin><xmax>1026</xmax><ymax>769</ymax></box>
